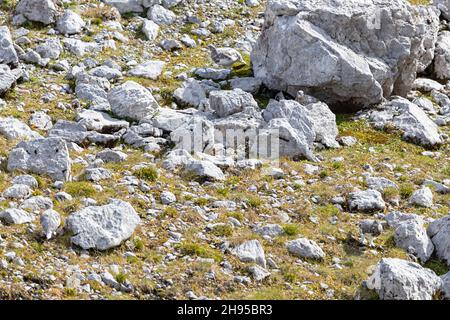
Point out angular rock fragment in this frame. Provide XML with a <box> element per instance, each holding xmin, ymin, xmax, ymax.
<box><xmin>66</xmin><ymin>200</ymin><xmax>141</xmax><ymax>250</ymax></box>
<box><xmin>0</xmin><ymin>208</ymin><xmax>34</xmax><ymax>225</ymax></box>
<box><xmin>348</xmin><ymin>189</ymin><xmax>385</xmax><ymax>213</ymax></box>
<box><xmin>427</xmin><ymin>213</ymin><xmax>450</xmax><ymax>266</ymax></box>
<box><xmin>15</xmin><ymin>0</ymin><xmax>59</xmax><ymax>25</ymax></box>
<box><xmin>251</xmin><ymin>0</ymin><xmax>440</xmax><ymax>109</ymax></box>
<box><xmin>108</xmin><ymin>81</ymin><xmax>159</xmax><ymax>121</ymax></box>
<box><xmin>7</xmin><ymin>137</ymin><xmax>71</xmax><ymax>181</ymax></box>
<box><xmin>0</xmin><ymin>27</ymin><xmax>19</xmax><ymax>66</ymax></box>
<box><xmin>366</xmin><ymin>258</ymin><xmax>442</xmax><ymax>300</ymax></box>
<box><xmin>287</xmin><ymin>238</ymin><xmax>325</xmax><ymax>260</ymax></box>
<box><xmin>232</xmin><ymin>240</ymin><xmax>266</xmax><ymax>267</ymax></box>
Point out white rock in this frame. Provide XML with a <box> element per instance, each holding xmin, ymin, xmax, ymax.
<box><xmin>0</xmin><ymin>27</ymin><xmax>19</xmax><ymax>66</ymax></box>
<box><xmin>173</xmin><ymin>78</ymin><xmax>213</xmax><ymax>108</ymax></box>
<box><xmin>0</xmin><ymin>64</ymin><xmax>22</xmax><ymax>95</ymax></box>
<box><xmin>142</xmin><ymin>19</ymin><xmax>159</xmax><ymax>40</ymax></box>
<box><xmin>442</xmin><ymin>271</ymin><xmax>450</xmax><ymax>300</ymax></box>
<box><xmin>108</xmin><ymin>81</ymin><xmax>159</xmax><ymax>121</ymax></box>
<box><xmin>104</xmin><ymin>0</ymin><xmax>144</xmax><ymax>14</ymax></box>
<box><xmin>76</xmin><ymin>109</ymin><xmax>129</xmax><ymax>133</ymax></box>
<box><xmin>365</xmin><ymin>176</ymin><xmax>398</xmax><ymax>192</ymax></box>
<box><xmin>7</xmin><ymin>137</ymin><xmax>71</xmax><ymax>181</ymax></box>
<box><xmin>393</xmin><ymin>216</ymin><xmax>434</xmax><ymax>263</ymax></box>
<box><xmin>427</xmin><ymin>213</ymin><xmax>450</xmax><ymax>266</ymax></box>
<box><xmin>128</xmin><ymin>60</ymin><xmax>165</xmax><ymax>80</ymax></box>
<box><xmin>409</xmin><ymin>187</ymin><xmax>433</xmax><ymax>208</ymax></box>
<box><xmin>254</xmin><ymin>224</ymin><xmax>284</xmax><ymax>237</ymax></box>
<box><xmin>66</xmin><ymin>200</ymin><xmax>141</xmax><ymax>251</ymax></box>
<box><xmin>232</xmin><ymin>240</ymin><xmax>266</xmax><ymax>268</ymax></box>
<box><xmin>208</xmin><ymin>45</ymin><xmax>243</xmax><ymax>67</ymax></box>
<box><xmin>148</xmin><ymin>4</ymin><xmax>176</xmax><ymax>25</ymax></box>
<box><xmin>412</xmin><ymin>78</ymin><xmax>444</xmax><ymax>92</ymax></box>
<box><xmin>434</xmin><ymin>0</ymin><xmax>450</xmax><ymax>21</ymax></box>
<box><xmin>366</xmin><ymin>258</ymin><xmax>442</xmax><ymax>300</ymax></box>
<box><xmin>348</xmin><ymin>189</ymin><xmax>385</xmax><ymax>213</ymax></box>
<box><xmin>248</xmin><ymin>265</ymin><xmax>270</xmax><ymax>281</ymax></box>
<box><xmin>185</xmin><ymin>160</ymin><xmax>225</xmax><ymax>181</ymax></box>
<box><xmin>148</xmin><ymin>107</ymin><xmax>195</xmax><ymax>132</ymax></box>
<box><xmin>0</xmin><ymin>117</ymin><xmax>41</xmax><ymax>141</ymax></box>
<box><xmin>303</xmin><ymin>102</ymin><xmax>339</xmax><ymax>148</ymax></box>
<box><xmin>194</xmin><ymin>68</ymin><xmax>230</xmax><ymax>81</ymax></box>
<box><xmin>15</xmin><ymin>0</ymin><xmax>59</xmax><ymax>25</ymax></box>
<box><xmin>209</xmin><ymin>89</ymin><xmax>258</xmax><ymax>118</ymax></box>
<box><xmin>2</xmin><ymin>184</ymin><xmax>32</xmax><ymax>199</ymax></box>
<box><xmin>12</xmin><ymin>175</ymin><xmax>38</xmax><ymax>188</ymax></box>
<box><xmin>370</xmin><ymin>98</ymin><xmax>442</xmax><ymax>147</ymax></box>
<box><xmin>20</xmin><ymin>196</ymin><xmax>53</xmax><ymax>212</ymax></box>
<box><xmin>230</xmin><ymin>77</ymin><xmax>262</xmax><ymax>94</ymax></box>
<box><xmin>56</xmin><ymin>10</ymin><xmax>85</xmax><ymax>35</ymax></box>
<box><xmin>96</xmin><ymin>149</ymin><xmax>128</xmax><ymax>163</ymax></box>
<box><xmin>162</xmin><ymin>149</ymin><xmax>195</xmax><ymax>171</ymax></box>
<box><xmin>0</xmin><ymin>208</ymin><xmax>34</xmax><ymax>225</ymax></box>
<box><xmin>62</xmin><ymin>38</ymin><xmax>99</xmax><ymax>57</ymax></box>
<box><xmin>29</xmin><ymin>111</ymin><xmax>52</xmax><ymax>131</ymax></box>
<box><xmin>287</xmin><ymin>238</ymin><xmax>325</xmax><ymax>260</ymax></box>
<box><xmin>251</xmin><ymin>0</ymin><xmax>439</xmax><ymax>109</ymax></box>
<box><xmin>160</xmin><ymin>191</ymin><xmax>176</xmax><ymax>205</ymax></box>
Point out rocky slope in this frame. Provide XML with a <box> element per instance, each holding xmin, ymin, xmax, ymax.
<box><xmin>0</xmin><ymin>0</ymin><xmax>448</xmax><ymax>300</ymax></box>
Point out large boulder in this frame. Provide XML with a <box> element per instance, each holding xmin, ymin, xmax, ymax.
<box><xmin>15</xmin><ymin>0</ymin><xmax>60</xmax><ymax>25</ymax></box>
<box><xmin>108</xmin><ymin>81</ymin><xmax>159</xmax><ymax>121</ymax></box>
<box><xmin>66</xmin><ymin>200</ymin><xmax>141</xmax><ymax>250</ymax></box>
<box><xmin>251</xmin><ymin>0</ymin><xmax>440</xmax><ymax>110</ymax></box>
<box><xmin>427</xmin><ymin>213</ymin><xmax>450</xmax><ymax>266</ymax></box>
<box><xmin>7</xmin><ymin>137</ymin><xmax>71</xmax><ymax>181</ymax></box>
<box><xmin>366</xmin><ymin>258</ymin><xmax>442</xmax><ymax>300</ymax></box>
<box><xmin>0</xmin><ymin>27</ymin><xmax>19</xmax><ymax>66</ymax></box>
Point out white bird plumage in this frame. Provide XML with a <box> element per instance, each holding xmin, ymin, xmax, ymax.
<box><xmin>40</xmin><ymin>209</ymin><xmax>61</xmax><ymax>240</ymax></box>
